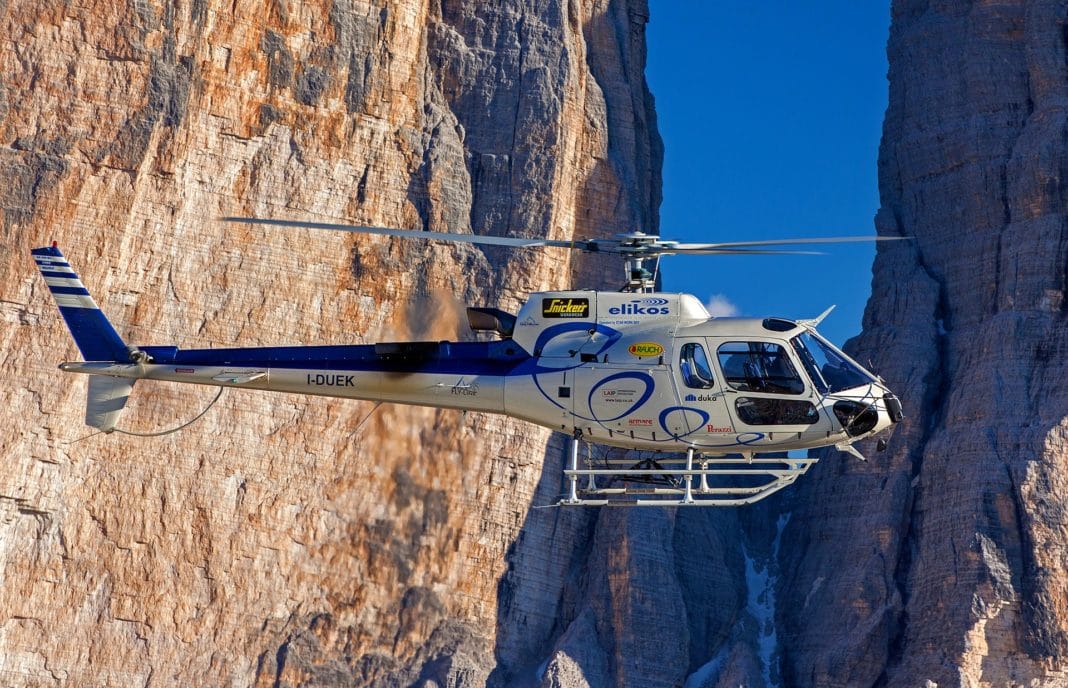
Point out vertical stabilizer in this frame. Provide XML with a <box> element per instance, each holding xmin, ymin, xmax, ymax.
<box><xmin>34</xmin><ymin>244</ymin><xmax>137</xmax><ymax>430</ymax></box>
<box><xmin>31</xmin><ymin>244</ymin><xmax>128</xmax><ymax>361</ymax></box>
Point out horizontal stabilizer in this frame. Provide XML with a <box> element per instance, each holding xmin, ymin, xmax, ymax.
<box><xmin>86</xmin><ymin>376</ymin><xmax>136</xmax><ymax>432</ymax></box>
<box><xmin>60</xmin><ymin>361</ymin><xmax>141</xmax><ymax>376</ymax></box>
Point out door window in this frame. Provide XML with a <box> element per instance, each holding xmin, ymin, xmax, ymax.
<box><xmin>735</xmin><ymin>397</ymin><xmax>818</xmax><ymax>425</ymax></box>
<box><xmin>717</xmin><ymin>342</ymin><xmax>804</xmax><ymax>395</ymax></box>
<box><xmin>679</xmin><ymin>342</ymin><xmax>715</xmax><ymax>389</ymax></box>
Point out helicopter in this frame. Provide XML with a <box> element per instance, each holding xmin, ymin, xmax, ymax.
<box><xmin>32</xmin><ymin>219</ymin><xmax>904</xmax><ymax>506</ymax></box>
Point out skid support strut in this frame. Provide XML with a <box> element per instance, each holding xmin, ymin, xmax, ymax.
<box><xmin>565</xmin><ymin>430</ymin><xmax>582</xmax><ymax>505</ymax></box>
<box><xmin>683</xmin><ymin>447</ymin><xmax>695</xmax><ymax>504</ymax></box>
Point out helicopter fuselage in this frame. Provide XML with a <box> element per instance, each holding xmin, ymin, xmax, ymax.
<box><xmin>59</xmin><ymin>290</ymin><xmax>901</xmax><ymax>455</ymax></box>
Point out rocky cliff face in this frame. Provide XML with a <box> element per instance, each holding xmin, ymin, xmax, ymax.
<box><xmin>0</xmin><ymin>0</ymin><xmax>662</xmax><ymax>685</ymax></box>
<box><xmin>766</xmin><ymin>2</ymin><xmax>1068</xmax><ymax>686</ymax></box>
<box><xmin>6</xmin><ymin>1</ymin><xmax>1068</xmax><ymax>686</ymax></box>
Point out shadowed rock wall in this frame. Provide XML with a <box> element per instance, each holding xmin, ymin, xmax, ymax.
<box><xmin>769</xmin><ymin>2</ymin><xmax>1068</xmax><ymax>686</ymax></box>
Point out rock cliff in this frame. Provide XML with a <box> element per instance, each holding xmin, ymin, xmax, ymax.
<box><xmin>6</xmin><ymin>0</ymin><xmax>1068</xmax><ymax>686</ymax></box>
<box><xmin>496</xmin><ymin>2</ymin><xmax>1068</xmax><ymax>685</ymax></box>
<box><xmin>0</xmin><ymin>0</ymin><xmax>662</xmax><ymax>684</ymax></box>
<box><xmin>766</xmin><ymin>1</ymin><xmax>1068</xmax><ymax>686</ymax></box>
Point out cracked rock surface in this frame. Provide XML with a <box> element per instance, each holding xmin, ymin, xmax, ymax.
<box><xmin>0</xmin><ymin>0</ymin><xmax>661</xmax><ymax>685</ymax></box>
<box><xmin>5</xmin><ymin>1</ymin><xmax>1068</xmax><ymax>686</ymax></box>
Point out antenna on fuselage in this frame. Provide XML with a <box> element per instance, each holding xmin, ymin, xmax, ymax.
<box><xmin>798</xmin><ymin>305</ymin><xmax>836</xmax><ymax>329</ymax></box>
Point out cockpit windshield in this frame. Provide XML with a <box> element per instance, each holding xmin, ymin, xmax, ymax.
<box><xmin>790</xmin><ymin>331</ymin><xmax>875</xmax><ymax>394</ymax></box>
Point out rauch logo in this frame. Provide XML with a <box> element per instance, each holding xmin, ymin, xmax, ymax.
<box><xmin>627</xmin><ymin>342</ymin><xmax>664</xmax><ymax>358</ymax></box>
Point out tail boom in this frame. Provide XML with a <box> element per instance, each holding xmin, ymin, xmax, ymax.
<box><xmin>58</xmin><ymin>360</ymin><xmax>507</xmax><ymax>414</ymax></box>
<box><xmin>37</xmin><ymin>244</ymin><xmax>517</xmax><ymax>422</ymax></box>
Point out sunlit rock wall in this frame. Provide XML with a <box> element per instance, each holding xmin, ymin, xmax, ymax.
<box><xmin>0</xmin><ymin>0</ymin><xmax>661</xmax><ymax>684</ymax></box>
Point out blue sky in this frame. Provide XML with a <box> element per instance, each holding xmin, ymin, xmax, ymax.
<box><xmin>645</xmin><ymin>2</ymin><xmax>891</xmax><ymax>347</ymax></box>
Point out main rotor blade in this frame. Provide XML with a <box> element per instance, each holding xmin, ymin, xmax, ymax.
<box><xmin>672</xmin><ymin>235</ymin><xmax>907</xmax><ymax>251</ymax></box>
<box><xmin>663</xmin><ymin>248</ymin><xmax>826</xmax><ymax>256</ymax></box>
<box><xmin>221</xmin><ymin>217</ymin><xmax>904</xmax><ymax>258</ymax></box>
<box><xmin>221</xmin><ymin>217</ymin><xmax>588</xmax><ymax>250</ymax></box>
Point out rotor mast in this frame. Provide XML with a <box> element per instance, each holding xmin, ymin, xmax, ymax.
<box><xmin>623</xmin><ymin>255</ymin><xmax>655</xmax><ymax>292</ymax></box>
<box><xmin>615</xmin><ymin>231</ymin><xmax>673</xmax><ymax>292</ymax></box>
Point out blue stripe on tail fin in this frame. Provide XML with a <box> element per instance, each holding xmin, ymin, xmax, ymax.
<box><xmin>32</xmin><ymin>245</ymin><xmax>129</xmax><ymax>361</ymax></box>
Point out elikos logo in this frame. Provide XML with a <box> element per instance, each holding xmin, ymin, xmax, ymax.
<box><xmin>607</xmin><ymin>297</ymin><xmax>671</xmax><ymax>316</ymax></box>
<box><xmin>627</xmin><ymin>342</ymin><xmax>664</xmax><ymax>358</ymax></box>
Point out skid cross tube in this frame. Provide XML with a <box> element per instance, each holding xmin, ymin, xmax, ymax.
<box><xmin>555</xmin><ymin>453</ymin><xmax>818</xmax><ymax>507</ymax></box>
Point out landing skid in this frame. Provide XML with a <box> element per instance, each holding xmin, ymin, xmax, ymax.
<box><xmin>557</xmin><ymin>439</ymin><xmax>817</xmax><ymax>507</ymax></box>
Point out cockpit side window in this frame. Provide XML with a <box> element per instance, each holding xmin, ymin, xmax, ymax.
<box><xmin>679</xmin><ymin>342</ymin><xmax>715</xmax><ymax>389</ymax></box>
<box><xmin>717</xmin><ymin>341</ymin><xmax>804</xmax><ymax>395</ymax></box>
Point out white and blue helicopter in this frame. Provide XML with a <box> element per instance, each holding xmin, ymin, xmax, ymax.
<box><xmin>33</xmin><ymin>219</ymin><xmax>903</xmax><ymax>506</ymax></box>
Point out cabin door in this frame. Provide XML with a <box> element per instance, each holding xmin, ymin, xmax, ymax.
<box><xmin>668</xmin><ymin>338</ymin><xmax>736</xmax><ymax>439</ymax></box>
<box><xmin>705</xmin><ymin>337</ymin><xmax>829</xmax><ymax>436</ymax></box>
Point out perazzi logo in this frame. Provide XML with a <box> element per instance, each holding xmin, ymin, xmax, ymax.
<box><xmin>706</xmin><ymin>425</ymin><xmax>732</xmax><ymax>434</ymax></box>
<box><xmin>542</xmin><ymin>297</ymin><xmax>589</xmax><ymax>318</ymax></box>
<box><xmin>628</xmin><ymin>342</ymin><xmax>664</xmax><ymax>358</ymax></box>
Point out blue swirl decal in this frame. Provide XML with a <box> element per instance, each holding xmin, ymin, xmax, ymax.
<box><xmin>688</xmin><ymin>431</ymin><xmax>767</xmax><ymax>449</ymax></box>
<box><xmin>531</xmin><ymin>322</ymin><xmax>622</xmax><ymax>364</ymax></box>
<box><xmin>587</xmin><ymin>372</ymin><xmax>655</xmax><ymax>422</ymax></box>
<box><xmin>657</xmin><ymin>406</ymin><xmax>710</xmax><ymax>438</ymax></box>
<box><xmin>624</xmin><ymin>427</ymin><xmax>767</xmax><ymax>449</ymax></box>
<box><xmin>515</xmin><ymin>323</ymin><xmax>624</xmax><ymax>413</ymax></box>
